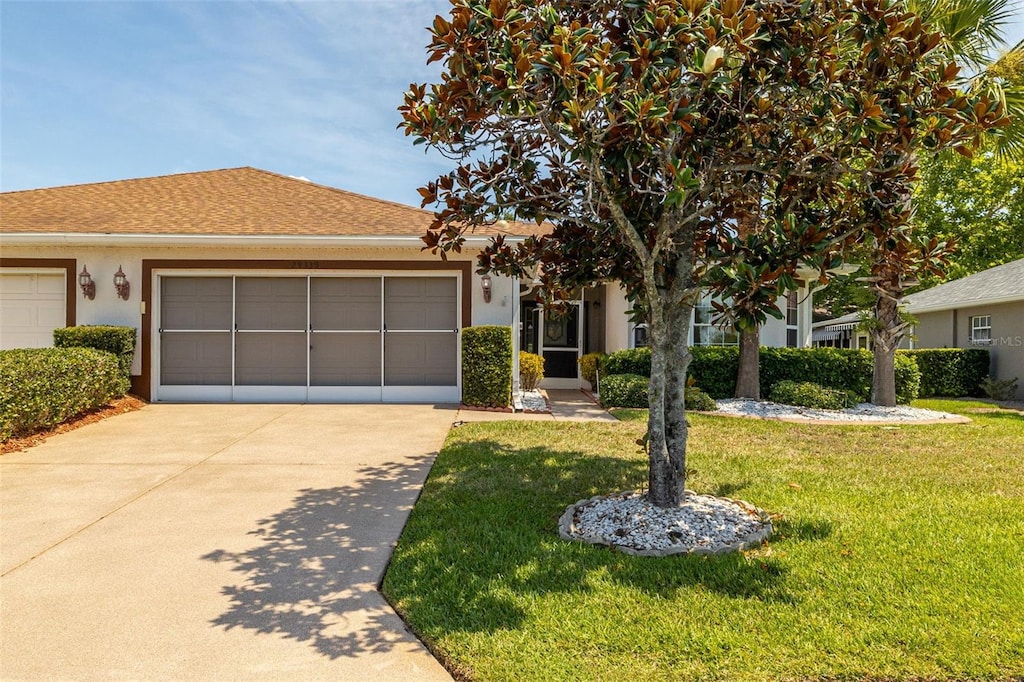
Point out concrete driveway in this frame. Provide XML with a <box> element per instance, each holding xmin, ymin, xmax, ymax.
<box><xmin>0</xmin><ymin>403</ymin><xmax>456</xmax><ymax>681</ymax></box>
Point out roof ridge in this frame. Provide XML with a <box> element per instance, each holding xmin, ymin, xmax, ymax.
<box><xmin>242</xmin><ymin>167</ymin><xmax>434</xmax><ymax>216</ymax></box>
<box><xmin>0</xmin><ymin>167</ymin><xmax>257</xmax><ymax>196</ymax></box>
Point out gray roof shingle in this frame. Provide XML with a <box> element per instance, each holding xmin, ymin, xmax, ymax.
<box><xmin>904</xmin><ymin>258</ymin><xmax>1024</xmax><ymax>312</ymax></box>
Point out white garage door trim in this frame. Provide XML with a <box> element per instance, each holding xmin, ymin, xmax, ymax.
<box><xmin>0</xmin><ymin>268</ymin><xmax>68</xmax><ymax>350</ymax></box>
<box><xmin>153</xmin><ymin>270</ymin><xmax>462</xmax><ymax>403</ymax></box>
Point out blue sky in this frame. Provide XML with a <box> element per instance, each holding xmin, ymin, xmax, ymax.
<box><xmin>2</xmin><ymin>0</ymin><xmax>1023</xmax><ymax>207</ymax></box>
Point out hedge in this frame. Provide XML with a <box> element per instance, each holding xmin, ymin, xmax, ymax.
<box><xmin>1</xmin><ymin>347</ymin><xmax>129</xmax><ymax>441</ymax></box>
<box><xmin>599</xmin><ymin>374</ymin><xmax>650</xmax><ymax>408</ymax></box>
<box><xmin>899</xmin><ymin>348</ymin><xmax>989</xmax><ymax>397</ymax></box>
<box><xmin>54</xmin><ymin>325</ymin><xmax>137</xmax><ymax>379</ymax></box>
<box><xmin>599</xmin><ymin>373</ymin><xmax>718</xmax><ymax>411</ymax></box>
<box><xmin>462</xmin><ymin>326</ymin><xmax>512</xmax><ymax>407</ymax></box>
<box><xmin>601</xmin><ymin>345</ymin><xmax>921</xmax><ymax>404</ymax></box>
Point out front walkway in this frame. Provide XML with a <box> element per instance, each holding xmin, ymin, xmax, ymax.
<box><xmin>0</xmin><ymin>403</ymin><xmax>455</xmax><ymax>681</ymax></box>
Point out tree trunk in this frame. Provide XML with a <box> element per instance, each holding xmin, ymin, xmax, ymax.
<box><xmin>872</xmin><ymin>342</ymin><xmax>897</xmax><ymax>406</ymax></box>
<box><xmin>646</xmin><ymin>292</ymin><xmax>696</xmax><ymax>508</ymax></box>
<box><xmin>735</xmin><ymin>327</ymin><xmax>761</xmax><ymax>400</ymax></box>
<box><xmin>870</xmin><ymin>292</ymin><xmax>902</xmax><ymax>406</ymax></box>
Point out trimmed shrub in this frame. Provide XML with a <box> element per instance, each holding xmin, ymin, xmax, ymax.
<box><xmin>54</xmin><ymin>325</ymin><xmax>137</xmax><ymax>379</ymax></box>
<box><xmin>599</xmin><ymin>374</ymin><xmax>649</xmax><ymax>408</ymax></box>
<box><xmin>461</xmin><ymin>326</ymin><xmax>512</xmax><ymax>407</ymax></box>
<box><xmin>893</xmin><ymin>353</ymin><xmax>921</xmax><ymax>404</ymax></box>
<box><xmin>770</xmin><ymin>380</ymin><xmax>851</xmax><ymax>410</ymax></box>
<box><xmin>980</xmin><ymin>375</ymin><xmax>1019</xmax><ymax>401</ymax></box>
<box><xmin>689</xmin><ymin>346</ymin><xmax>740</xmax><ymax>398</ymax></box>
<box><xmin>685</xmin><ymin>386</ymin><xmax>717</xmax><ymax>411</ymax></box>
<box><xmin>1</xmin><ymin>347</ymin><xmax>128</xmax><ymax>441</ymax></box>
<box><xmin>578</xmin><ymin>352</ymin><xmax>604</xmax><ymax>389</ymax></box>
<box><xmin>899</xmin><ymin>348</ymin><xmax>990</xmax><ymax>397</ymax></box>
<box><xmin>759</xmin><ymin>347</ymin><xmax>873</xmax><ymax>402</ymax></box>
<box><xmin>600</xmin><ymin>347</ymin><xmax>651</xmax><ymax>378</ymax></box>
<box><xmin>519</xmin><ymin>351</ymin><xmax>545</xmax><ymax>391</ymax></box>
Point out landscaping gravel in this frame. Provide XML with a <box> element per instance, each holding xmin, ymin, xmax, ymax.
<box><xmin>714</xmin><ymin>399</ymin><xmax>964</xmax><ymax>423</ymax></box>
<box><xmin>518</xmin><ymin>389</ymin><xmax>549</xmax><ymax>413</ymax></box>
<box><xmin>559</xmin><ymin>490</ymin><xmax>772</xmax><ymax>557</ymax></box>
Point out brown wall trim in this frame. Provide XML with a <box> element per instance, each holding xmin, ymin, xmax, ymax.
<box><xmin>139</xmin><ymin>259</ymin><xmax>474</xmax><ymax>401</ymax></box>
<box><xmin>0</xmin><ymin>258</ymin><xmax>77</xmax><ymax>328</ymax></box>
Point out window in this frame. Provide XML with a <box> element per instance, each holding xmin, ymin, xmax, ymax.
<box><xmin>970</xmin><ymin>315</ymin><xmax>992</xmax><ymax>344</ymax></box>
<box><xmin>786</xmin><ymin>291</ymin><xmax>799</xmax><ymax>347</ymax></box>
<box><xmin>632</xmin><ymin>323</ymin><xmax>648</xmax><ymax>348</ymax></box>
<box><xmin>692</xmin><ymin>296</ymin><xmax>738</xmax><ymax>346</ymax></box>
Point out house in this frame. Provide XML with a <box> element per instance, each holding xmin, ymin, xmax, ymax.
<box><xmin>904</xmin><ymin>257</ymin><xmax>1024</xmax><ymax>399</ymax></box>
<box><xmin>811</xmin><ymin>311</ymin><xmax>870</xmax><ymax>350</ymax></box>
<box><xmin>0</xmin><ymin>168</ymin><xmax>815</xmax><ymax>402</ymax></box>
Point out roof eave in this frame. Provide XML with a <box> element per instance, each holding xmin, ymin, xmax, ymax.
<box><xmin>0</xmin><ymin>232</ymin><xmax>519</xmax><ymax>248</ymax></box>
<box><xmin>905</xmin><ymin>294</ymin><xmax>1024</xmax><ymax>314</ymax></box>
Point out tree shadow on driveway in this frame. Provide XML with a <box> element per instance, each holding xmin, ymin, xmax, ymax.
<box><xmin>201</xmin><ymin>455</ymin><xmax>435</xmax><ymax>660</ymax></box>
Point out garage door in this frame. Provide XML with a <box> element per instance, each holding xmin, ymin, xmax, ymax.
<box><xmin>0</xmin><ymin>272</ymin><xmax>67</xmax><ymax>349</ymax></box>
<box><xmin>156</xmin><ymin>274</ymin><xmax>459</xmax><ymax>402</ymax></box>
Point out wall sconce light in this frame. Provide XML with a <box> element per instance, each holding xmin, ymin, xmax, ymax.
<box><xmin>481</xmin><ymin>274</ymin><xmax>493</xmax><ymax>303</ymax></box>
<box><xmin>78</xmin><ymin>266</ymin><xmax>96</xmax><ymax>300</ymax></box>
<box><xmin>113</xmin><ymin>265</ymin><xmax>130</xmax><ymax>300</ymax></box>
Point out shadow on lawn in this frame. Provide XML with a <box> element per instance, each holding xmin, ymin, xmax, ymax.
<box><xmin>385</xmin><ymin>438</ymin><xmax>811</xmax><ymax>635</ymax></box>
<box><xmin>201</xmin><ymin>456</ymin><xmax>436</xmax><ymax>660</ymax></box>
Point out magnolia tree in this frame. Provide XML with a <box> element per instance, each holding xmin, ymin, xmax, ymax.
<box><xmin>400</xmin><ymin>0</ymin><xmax>988</xmax><ymax>506</ymax></box>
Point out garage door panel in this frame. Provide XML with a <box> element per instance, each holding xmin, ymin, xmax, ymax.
<box><xmin>235</xmin><ymin>332</ymin><xmax>307</xmax><ymax>386</ymax></box>
<box><xmin>385</xmin><ymin>277</ymin><xmax>457</xmax><ymax>331</ymax></box>
<box><xmin>310</xmin><ymin>332</ymin><xmax>381</xmax><ymax>386</ymax></box>
<box><xmin>160</xmin><ymin>333</ymin><xmax>231</xmax><ymax>385</ymax></box>
<box><xmin>0</xmin><ymin>273</ymin><xmax>67</xmax><ymax>349</ymax></box>
<box><xmin>161</xmin><ymin>277</ymin><xmax>233</xmax><ymax>330</ymax></box>
<box><xmin>236</xmin><ymin>278</ymin><xmax>306</xmax><ymax>330</ymax></box>
<box><xmin>385</xmin><ymin>333</ymin><xmax>457</xmax><ymax>386</ymax></box>
<box><xmin>310</xmin><ymin>278</ymin><xmax>380</xmax><ymax>331</ymax></box>
<box><xmin>157</xmin><ymin>274</ymin><xmax>459</xmax><ymax>400</ymax></box>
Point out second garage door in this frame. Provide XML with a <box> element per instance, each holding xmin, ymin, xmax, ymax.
<box><xmin>0</xmin><ymin>271</ymin><xmax>67</xmax><ymax>350</ymax></box>
<box><xmin>157</xmin><ymin>274</ymin><xmax>459</xmax><ymax>403</ymax></box>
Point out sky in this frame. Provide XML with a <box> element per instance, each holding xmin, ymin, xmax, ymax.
<box><xmin>2</xmin><ymin>0</ymin><xmax>1023</xmax><ymax>208</ymax></box>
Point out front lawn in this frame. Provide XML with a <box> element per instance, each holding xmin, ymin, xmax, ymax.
<box><xmin>382</xmin><ymin>400</ymin><xmax>1024</xmax><ymax>681</ymax></box>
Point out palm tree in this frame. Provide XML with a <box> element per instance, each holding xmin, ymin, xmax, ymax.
<box><xmin>862</xmin><ymin>0</ymin><xmax>1023</xmax><ymax>406</ymax></box>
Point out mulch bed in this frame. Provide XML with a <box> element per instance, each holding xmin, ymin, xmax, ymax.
<box><xmin>1</xmin><ymin>395</ymin><xmax>148</xmax><ymax>455</ymax></box>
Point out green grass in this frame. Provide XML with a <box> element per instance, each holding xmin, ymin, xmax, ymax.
<box><xmin>383</xmin><ymin>400</ymin><xmax>1024</xmax><ymax>681</ymax></box>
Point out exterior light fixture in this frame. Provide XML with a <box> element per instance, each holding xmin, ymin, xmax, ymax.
<box><xmin>78</xmin><ymin>266</ymin><xmax>96</xmax><ymax>300</ymax></box>
<box><xmin>481</xmin><ymin>274</ymin><xmax>493</xmax><ymax>303</ymax></box>
<box><xmin>113</xmin><ymin>265</ymin><xmax>130</xmax><ymax>300</ymax></box>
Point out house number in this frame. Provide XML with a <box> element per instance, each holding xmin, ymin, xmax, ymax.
<box><xmin>291</xmin><ymin>260</ymin><xmax>320</xmax><ymax>269</ymax></box>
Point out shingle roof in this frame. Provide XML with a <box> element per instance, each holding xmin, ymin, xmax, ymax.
<box><xmin>0</xmin><ymin>167</ymin><xmax>546</xmax><ymax>239</ymax></box>
<box><xmin>904</xmin><ymin>258</ymin><xmax>1024</xmax><ymax>312</ymax></box>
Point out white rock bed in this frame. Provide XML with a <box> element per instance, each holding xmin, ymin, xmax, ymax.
<box><xmin>559</xmin><ymin>490</ymin><xmax>772</xmax><ymax>557</ymax></box>
<box><xmin>518</xmin><ymin>389</ymin><xmax>549</xmax><ymax>412</ymax></box>
<box><xmin>714</xmin><ymin>398</ymin><xmax>965</xmax><ymax>423</ymax></box>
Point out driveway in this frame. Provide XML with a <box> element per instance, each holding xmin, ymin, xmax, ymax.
<box><xmin>0</xmin><ymin>404</ymin><xmax>456</xmax><ymax>681</ymax></box>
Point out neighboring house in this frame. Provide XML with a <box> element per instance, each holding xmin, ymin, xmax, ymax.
<box><xmin>0</xmin><ymin>168</ymin><xmax>815</xmax><ymax>402</ymax></box>
<box><xmin>812</xmin><ymin>311</ymin><xmax>871</xmax><ymax>350</ymax></box>
<box><xmin>904</xmin><ymin>257</ymin><xmax>1024</xmax><ymax>399</ymax></box>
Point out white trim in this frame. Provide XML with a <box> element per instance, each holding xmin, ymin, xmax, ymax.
<box><xmin>382</xmin><ymin>386</ymin><xmax>460</xmax><ymax>403</ymax></box>
<box><xmin>308</xmin><ymin>386</ymin><xmax>384</xmax><ymax>403</ymax></box>
<box><xmin>156</xmin><ymin>386</ymin><xmax>233</xmax><ymax>402</ymax></box>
